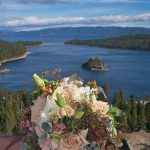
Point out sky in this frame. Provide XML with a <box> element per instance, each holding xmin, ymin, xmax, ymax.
<box><xmin>0</xmin><ymin>0</ymin><xmax>150</xmax><ymax>31</ymax></box>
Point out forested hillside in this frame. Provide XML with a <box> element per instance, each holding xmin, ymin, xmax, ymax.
<box><xmin>16</xmin><ymin>41</ymin><xmax>42</xmax><ymax>47</ymax></box>
<box><xmin>0</xmin><ymin>87</ymin><xmax>149</xmax><ymax>135</ymax></box>
<box><xmin>0</xmin><ymin>88</ymin><xmax>35</xmax><ymax>135</ymax></box>
<box><xmin>65</xmin><ymin>34</ymin><xmax>150</xmax><ymax>51</ymax></box>
<box><xmin>99</xmin><ymin>89</ymin><xmax>150</xmax><ymax>133</ymax></box>
<box><xmin>0</xmin><ymin>39</ymin><xmax>27</xmax><ymax>62</ymax></box>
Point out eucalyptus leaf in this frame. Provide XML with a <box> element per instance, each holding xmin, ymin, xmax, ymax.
<box><xmin>31</xmin><ymin>90</ymin><xmax>39</xmax><ymax>95</ymax></box>
<box><xmin>56</xmin><ymin>93</ymin><xmax>65</xmax><ymax>108</ymax></box>
<box><xmin>43</xmin><ymin>79</ymin><xmax>53</xmax><ymax>84</ymax></box>
<box><xmin>38</xmin><ymin>133</ymin><xmax>48</xmax><ymax>143</ymax></box>
<box><xmin>51</xmin><ymin>133</ymin><xmax>62</xmax><ymax>139</ymax></box>
<box><xmin>41</xmin><ymin>122</ymin><xmax>52</xmax><ymax>132</ymax></box>
<box><xmin>74</xmin><ymin>111</ymin><xmax>84</xmax><ymax>120</ymax></box>
<box><xmin>43</xmin><ymin>79</ymin><xmax>49</xmax><ymax>83</ymax></box>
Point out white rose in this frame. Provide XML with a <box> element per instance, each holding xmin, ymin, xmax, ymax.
<box><xmin>40</xmin><ymin>96</ymin><xmax>59</xmax><ymax>123</ymax></box>
<box><xmin>31</xmin><ymin>96</ymin><xmax>46</xmax><ymax>124</ymax></box>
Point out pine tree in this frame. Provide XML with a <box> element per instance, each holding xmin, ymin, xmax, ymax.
<box><xmin>112</xmin><ymin>90</ymin><xmax>126</xmax><ymax>109</ymax></box>
<box><xmin>137</xmin><ymin>101</ymin><xmax>146</xmax><ymax>131</ymax></box>
<box><xmin>112</xmin><ymin>92</ymin><xmax>119</xmax><ymax>107</ymax></box>
<box><xmin>129</xmin><ymin>95</ymin><xmax>137</xmax><ymax>131</ymax></box>
<box><xmin>145</xmin><ymin>100</ymin><xmax>150</xmax><ymax>132</ymax></box>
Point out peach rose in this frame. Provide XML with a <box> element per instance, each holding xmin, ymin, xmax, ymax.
<box><xmin>39</xmin><ymin>131</ymin><xmax>89</xmax><ymax>150</ymax></box>
<box><xmin>52</xmin><ymin>87</ymin><xmax>70</xmax><ymax>103</ymax></box>
<box><xmin>31</xmin><ymin>96</ymin><xmax>46</xmax><ymax>124</ymax></box>
<box><xmin>59</xmin><ymin>105</ymin><xmax>75</xmax><ymax>117</ymax></box>
<box><xmin>39</xmin><ymin>139</ymin><xmax>52</xmax><ymax>150</ymax></box>
<box><xmin>59</xmin><ymin>134</ymin><xmax>89</xmax><ymax>150</ymax></box>
<box><xmin>91</xmin><ymin>100</ymin><xmax>109</xmax><ymax>115</ymax></box>
<box><xmin>35</xmin><ymin>125</ymin><xmax>45</xmax><ymax>137</ymax></box>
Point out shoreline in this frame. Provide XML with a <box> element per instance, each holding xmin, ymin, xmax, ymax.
<box><xmin>0</xmin><ymin>68</ymin><xmax>10</xmax><ymax>73</ymax></box>
<box><xmin>26</xmin><ymin>43</ymin><xmax>43</xmax><ymax>48</ymax></box>
<box><xmin>0</xmin><ymin>52</ymin><xmax>30</xmax><ymax>73</ymax></box>
<box><xmin>0</xmin><ymin>51</ymin><xmax>30</xmax><ymax>64</ymax></box>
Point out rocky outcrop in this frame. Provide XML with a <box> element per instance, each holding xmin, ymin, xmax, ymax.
<box><xmin>122</xmin><ymin>131</ymin><xmax>150</xmax><ymax>150</ymax></box>
<box><xmin>82</xmin><ymin>57</ymin><xmax>107</xmax><ymax>71</ymax></box>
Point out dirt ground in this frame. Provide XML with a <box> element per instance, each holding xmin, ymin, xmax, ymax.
<box><xmin>125</xmin><ymin>131</ymin><xmax>150</xmax><ymax>150</ymax></box>
<box><xmin>0</xmin><ymin>131</ymin><xmax>150</xmax><ymax>150</ymax></box>
<box><xmin>0</xmin><ymin>135</ymin><xmax>22</xmax><ymax>150</ymax></box>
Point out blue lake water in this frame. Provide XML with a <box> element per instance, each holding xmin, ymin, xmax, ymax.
<box><xmin>0</xmin><ymin>37</ymin><xmax>150</xmax><ymax>99</ymax></box>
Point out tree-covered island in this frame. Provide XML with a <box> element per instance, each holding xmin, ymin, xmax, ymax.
<box><xmin>82</xmin><ymin>57</ymin><xmax>107</xmax><ymax>71</ymax></box>
<box><xmin>65</xmin><ymin>34</ymin><xmax>150</xmax><ymax>51</ymax></box>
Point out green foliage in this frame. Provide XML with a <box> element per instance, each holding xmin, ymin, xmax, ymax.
<box><xmin>74</xmin><ymin>111</ymin><xmax>84</xmax><ymax>120</ymax></box>
<box><xmin>15</xmin><ymin>41</ymin><xmax>42</xmax><ymax>47</ymax></box>
<box><xmin>56</xmin><ymin>93</ymin><xmax>66</xmax><ymax>108</ymax></box>
<box><xmin>0</xmin><ymin>39</ymin><xmax>27</xmax><ymax>62</ymax></box>
<box><xmin>137</xmin><ymin>101</ymin><xmax>146</xmax><ymax>130</ymax></box>
<box><xmin>65</xmin><ymin>34</ymin><xmax>150</xmax><ymax>51</ymax></box>
<box><xmin>0</xmin><ymin>88</ymin><xmax>33</xmax><ymax>135</ymax></box>
<box><xmin>108</xmin><ymin>107</ymin><xmax>125</xmax><ymax>118</ymax></box>
<box><xmin>51</xmin><ymin>133</ymin><xmax>62</xmax><ymax>139</ymax></box>
<box><xmin>0</xmin><ymin>39</ymin><xmax>42</xmax><ymax>72</ymax></box>
<box><xmin>112</xmin><ymin>91</ymin><xmax>150</xmax><ymax>133</ymax></box>
<box><xmin>129</xmin><ymin>96</ymin><xmax>137</xmax><ymax>131</ymax></box>
<box><xmin>145</xmin><ymin>99</ymin><xmax>150</xmax><ymax>132</ymax></box>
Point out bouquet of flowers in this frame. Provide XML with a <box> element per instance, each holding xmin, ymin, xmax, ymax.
<box><xmin>21</xmin><ymin>70</ymin><xmax>124</xmax><ymax>150</ymax></box>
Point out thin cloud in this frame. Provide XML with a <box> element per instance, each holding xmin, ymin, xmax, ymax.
<box><xmin>0</xmin><ymin>0</ymin><xmax>72</xmax><ymax>5</ymax></box>
<box><xmin>1</xmin><ymin>13</ymin><xmax>150</xmax><ymax>30</ymax></box>
<box><xmin>0</xmin><ymin>0</ymin><xmax>143</xmax><ymax>5</ymax></box>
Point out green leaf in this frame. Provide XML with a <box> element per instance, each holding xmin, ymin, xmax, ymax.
<box><xmin>107</xmin><ymin>107</ymin><xmax>125</xmax><ymax>117</ymax></box>
<box><xmin>51</xmin><ymin>133</ymin><xmax>62</xmax><ymax>139</ymax></box>
<box><xmin>74</xmin><ymin>111</ymin><xmax>84</xmax><ymax>120</ymax></box>
<box><xmin>31</xmin><ymin>90</ymin><xmax>39</xmax><ymax>95</ymax></box>
<box><xmin>43</xmin><ymin>79</ymin><xmax>49</xmax><ymax>83</ymax></box>
<box><xmin>43</xmin><ymin>79</ymin><xmax>53</xmax><ymax>84</ymax></box>
<box><xmin>56</xmin><ymin>93</ymin><xmax>65</xmax><ymax>108</ymax></box>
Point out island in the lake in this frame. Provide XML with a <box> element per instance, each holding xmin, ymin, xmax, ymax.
<box><xmin>0</xmin><ymin>39</ymin><xmax>42</xmax><ymax>73</ymax></box>
<box><xmin>65</xmin><ymin>34</ymin><xmax>150</xmax><ymax>51</ymax></box>
<box><xmin>82</xmin><ymin>57</ymin><xmax>107</xmax><ymax>71</ymax></box>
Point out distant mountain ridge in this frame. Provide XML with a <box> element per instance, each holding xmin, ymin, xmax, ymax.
<box><xmin>0</xmin><ymin>26</ymin><xmax>150</xmax><ymax>39</ymax></box>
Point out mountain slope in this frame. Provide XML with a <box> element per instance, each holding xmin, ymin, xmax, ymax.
<box><xmin>0</xmin><ymin>26</ymin><xmax>150</xmax><ymax>39</ymax></box>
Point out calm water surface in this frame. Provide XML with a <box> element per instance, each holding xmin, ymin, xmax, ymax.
<box><xmin>0</xmin><ymin>37</ymin><xmax>150</xmax><ymax>99</ymax></box>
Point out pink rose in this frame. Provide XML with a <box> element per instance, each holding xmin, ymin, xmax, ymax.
<box><xmin>21</xmin><ymin>120</ymin><xmax>31</xmax><ymax>129</ymax></box>
<box><xmin>59</xmin><ymin>134</ymin><xmax>89</xmax><ymax>150</ymax></box>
